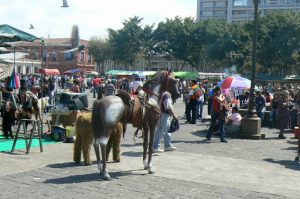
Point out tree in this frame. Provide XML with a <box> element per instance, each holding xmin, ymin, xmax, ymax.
<box><xmin>257</xmin><ymin>12</ymin><xmax>300</xmax><ymax>75</ymax></box>
<box><xmin>108</xmin><ymin>16</ymin><xmax>144</xmax><ymax>68</ymax></box>
<box><xmin>140</xmin><ymin>25</ymin><xmax>156</xmax><ymax>70</ymax></box>
<box><xmin>71</xmin><ymin>25</ymin><xmax>80</xmax><ymax>48</ymax></box>
<box><xmin>88</xmin><ymin>37</ymin><xmax>110</xmax><ymax>75</ymax></box>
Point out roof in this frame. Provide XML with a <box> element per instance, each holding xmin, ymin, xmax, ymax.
<box><xmin>13</xmin><ymin>38</ymin><xmax>90</xmax><ymax>47</ymax></box>
<box><xmin>39</xmin><ymin>68</ymin><xmax>60</xmax><ymax>75</ymax></box>
<box><xmin>284</xmin><ymin>75</ymin><xmax>300</xmax><ymax>81</ymax></box>
<box><xmin>255</xmin><ymin>74</ymin><xmax>284</xmax><ymax>81</ymax></box>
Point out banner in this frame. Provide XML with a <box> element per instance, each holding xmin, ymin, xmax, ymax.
<box><xmin>9</xmin><ymin>68</ymin><xmax>20</xmax><ymax>89</ymax></box>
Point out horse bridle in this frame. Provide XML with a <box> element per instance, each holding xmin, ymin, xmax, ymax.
<box><xmin>142</xmin><ymin>71</ymin><xmax>172</xmax><ymax>97</ymax></box>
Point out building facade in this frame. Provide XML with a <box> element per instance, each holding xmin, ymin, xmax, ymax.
<box><xmin>197</xmin><ymin>0</ymin><xmax>300</xmax><ymax>22</ymax></box>
<box><xmin>12</xmin><ymin>38</ymin><xmax>95</xmax><ymax>74</ymax></box>
<box><xmin>101</xmin><ymin>55</ymin><xmax>194</xmax><ymax>75</ymax></box>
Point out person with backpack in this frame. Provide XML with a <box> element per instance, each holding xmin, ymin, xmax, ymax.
<box><xmin>206</xmin><ymin>86</ymin><xmax>228</xmax><ymax>143</ymax></box>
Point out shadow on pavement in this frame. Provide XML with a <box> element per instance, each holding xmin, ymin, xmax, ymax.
<box><xmin>1</xmin><ymin>151</ymin><xmax>28</xmax><ymax>155</ymax></box>
<box><xmin>44</xmin><ymin>169</ymin><xmax>145</xmax><ymax>184</ymax></box>
<box><xmin>122</xmin><ymin>151</ymin><xmax>143</xmax><ymax>157</ymax></box>
<box><xmin>47</xmin><ymin>162</ymin><xmax>82</xmax><ymax>168</ymax></box>
<box><xmin>44</xmin><ymin>173</ymin><xmax>102</xmax><ymax>184</ymax></box>
<box><xmin>121</xmin><ymin>143</ymin><xmax>143</xmax><ymax>148</ymax></box>
<box><xmin>172</xmin><ymin>139</ymin><xmax>212</xmax><ymax>145</ymax></box>
<box><xmin>263</xmin><ymin>158</ymin><xmax>300</xmax><ymax>171</ymax></box>
<box><xmin>286</xmin><ymin>140</ymin><xmax>299</xmax><ymax>145</ymax></box>
<box><xmin>283</xmin><ymin>146</ymin><xmax>298</xmax><ymax>151</ymax></box>
<box><xmin>46</xmin><ymin>161</ymin><xmax>124</xmax><ymax>169</ymax></box>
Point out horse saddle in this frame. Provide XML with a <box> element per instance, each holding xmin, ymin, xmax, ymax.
<box><xmin>130</xmin><ymin>95</ymin><xmax>143</xmax><ymax>129</ymax></box>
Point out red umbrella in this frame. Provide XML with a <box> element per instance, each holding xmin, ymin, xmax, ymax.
<box><xmin>220</xmin><ymin>76</ymin><xmax>251</xmax><ymax>89</ymax></box>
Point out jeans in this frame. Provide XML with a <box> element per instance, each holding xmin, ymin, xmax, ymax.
<box><xmin>225</xmin><ymin>125</ymin><xmax>241</xmax><ymax>135</ymax></box>
<box><xmin>197</xmin><ymin>100</ymin><xmax>204</xmax><ymax>119</ymax></box>
<box><xmin>153</xmin><ymin>113</ymin><xmax>172</xmax><ymax>149</ymax></box>
<box><xmin>93</xmin><ymin>86</ymin><xmax>98</xmax><ymax>98</ymax></box>
<box><xmin>206</xmin><ymin>111</ymin><xmax>225</xmax><ymax>140</ymax></box>
<box><xmin>256</xmin><ymin>108</ymin><xmax>265</xmax><ymax>122</ymax></box>
<box><xmin>185</xmin><ymin>99</ymin><xmax>197</xmax><ymax>123</ymax></box>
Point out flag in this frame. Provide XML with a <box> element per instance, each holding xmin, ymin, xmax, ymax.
<box><xmin>9</xmin><ymin>68</ymin><xmax>20</xmax><ymax>89</ymax></box>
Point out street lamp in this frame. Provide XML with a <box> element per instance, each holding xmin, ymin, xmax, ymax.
<box><xmin>247</xmin><ymin>0</ymin><xmax>259</xmax><ymax>117</ymax></box>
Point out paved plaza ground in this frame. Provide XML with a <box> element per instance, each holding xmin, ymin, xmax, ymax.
<box><xmin>0</xmin><ymin>92</ymin><xmax>300</xmax><ymax>198</ymax></box>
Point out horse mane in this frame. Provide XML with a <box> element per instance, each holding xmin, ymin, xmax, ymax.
<box><xmin>143</xmin><ymin>71</ymin><xmax>168</xmax><ymax>91</ymax></box>
<box><xmin>116</xmin><ymin>90</ymin><xmax>131</xmax><ymax>106</ymax></box>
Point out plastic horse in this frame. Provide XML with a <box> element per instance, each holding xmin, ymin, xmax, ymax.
<box><xmin>91</xmin><ymin>70</ymin><xmax>180</xmax><ymax>180</ymax></box>
<box><xmin>92</xmin><ymin>96</ymin><xmax>125</xmax><ymax>180</ymax></box>
<box><xmin>141</xmin><ymin>70</ymin><xmax>180</xmax><ymax>174</ymax></box>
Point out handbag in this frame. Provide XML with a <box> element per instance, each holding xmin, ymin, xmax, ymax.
<box><xmin>168</xmin><ymin>118</ymin><xmax>180</xmax><ymax>133</ymax></box>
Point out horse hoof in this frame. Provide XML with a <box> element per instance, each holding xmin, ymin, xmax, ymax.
<box><xmin>295</xmin><ymin>157</ymin><xmax>299</xmax><ymax>161</ymax></box>
<box><xmin>103</xmin><ymin>176</ymin><xmax>111</xmax><ymax>181</ymax></box>
<box><xmin>98</xmin><ymin>163</ymin><xmax>103</xmax><ymax>174</ymax></box>
<box><xmin>148</xmin><ymin>170</ymin><xmax>155</xmax><ymax>174</ymax></box>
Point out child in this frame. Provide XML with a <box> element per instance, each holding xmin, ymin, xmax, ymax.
<box><xmin>2</xmin><ymin>101</ymin><xmax>15</xmax><ymax>139</ymax></box>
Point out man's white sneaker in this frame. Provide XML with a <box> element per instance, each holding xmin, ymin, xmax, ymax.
<box><xmin>153</xmin><ymin>148</ymin><xmax>164</xmax><ymax>153</ymax></box>
<box><xmin>164</xmin><ymin>146</ymin><xmax>176</xmax><ymax>151</ymax></box>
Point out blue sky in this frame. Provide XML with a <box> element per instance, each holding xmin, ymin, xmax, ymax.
<box><xmin>0</xmin><ymin>0</ymin><xmax>196</xmax><ymax>40</ymax></box>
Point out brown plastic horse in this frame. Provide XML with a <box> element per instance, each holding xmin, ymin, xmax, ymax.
<box><xmin>91</xmin><ymin>70</ymin><xmax>180</xmax><ymax>180</ymax></box>
<box><xmin>141</xmin><ymin>70</ymin><xmax>180</xmax><ymax>174</ymax></box>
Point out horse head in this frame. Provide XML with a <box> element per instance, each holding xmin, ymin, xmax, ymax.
<box><xmin>143</xmin><ymin>71</ymin><xmax>180</xmax><ymax>100</ymax></box>
<box><xmin>164</xmin><ymin>71</ymin><xmax>180</xmax><ymax>100</ymax></box>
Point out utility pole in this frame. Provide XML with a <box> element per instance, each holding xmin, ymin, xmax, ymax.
<box><xmin>247</xmin><ymin>0</ymin><xmax>259</xmax><ymax>117</ymax></box>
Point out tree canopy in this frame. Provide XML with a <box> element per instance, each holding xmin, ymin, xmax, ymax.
<box><xmin>89</xmin><ymin>12</ymin><xmax>300</xmax><ymax>75</ymax></box>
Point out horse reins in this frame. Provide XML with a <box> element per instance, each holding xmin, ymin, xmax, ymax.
<box><xmin>142</xmin><ymin>71</ymin><xmax>171</xmax><ymax>97</ymax></box>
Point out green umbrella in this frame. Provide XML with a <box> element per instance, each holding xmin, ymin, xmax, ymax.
<box><xmin>173</xmin><ymin>71</ymin><xmax>199</xmax><ymax>79</ymax></box>
<box><xmin>0</xmin><ymin>24</ymin><xmax>39</xmax><ymax>43</ymax></box>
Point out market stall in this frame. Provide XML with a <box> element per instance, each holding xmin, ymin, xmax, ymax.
<box><xmin>63</xmin><ymin>68</ymin><xmax>81</xmax><ymax>74</ymax></box>
<box><xmin>39</xmin><ymin>68</ymin><xmax>60</xmax><ymax>75</ymax></box>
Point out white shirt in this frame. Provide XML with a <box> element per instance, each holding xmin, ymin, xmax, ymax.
<box><xmin>162</xmin><ymin>91</ymin><xmax>173</xmax><ymax>111</ymax></box>
<box><xmin>133</xmin><ymin>81</ymin><xmax>142</xmax><ymax>92</ymax></box>
<box><xmin>231</xmin><ymin>113</ymin><xmax>242</xmax><ymax>126</ymax></box>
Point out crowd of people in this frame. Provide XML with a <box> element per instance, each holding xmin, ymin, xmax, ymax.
<box><xmin>1</xmin><ymin>73</ymin><xmax>300</xmax><ymax>152</ymax></box>
<box><xmin>180</xmin><ymin>78</ymin><xmax>300</xmax><ymax>143</ymax></box>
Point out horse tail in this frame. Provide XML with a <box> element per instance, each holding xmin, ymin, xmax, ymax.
<box><xmin>116</xmin><ymin>90</ymin><xmax>131</xmax><ymax>106</ymax></box>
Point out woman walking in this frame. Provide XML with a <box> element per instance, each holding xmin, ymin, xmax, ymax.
<box><xmin>276</xmin><ymin>90</ymin><xmax>290</xmax><ymax>139</ymax></box>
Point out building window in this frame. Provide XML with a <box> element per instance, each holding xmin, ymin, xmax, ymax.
<box><xmin>265</xmin><ymin>0</ymin><xmax>278</xmax><ymax>4</ymax></box>
<box><xmin>26</xmin><ymin>67</ymin><xmax>30</xmax><ymax>74</ymax></box>
<box><xmin>42</xmin><ymin>47</ymin><xmax>48</xmax><ymax>61</ymax></box>
<box><xmin>233</xmin><ymin>10</ymin><xmax>247</xmax><ymax>15</ymax></box>
<box><xmin>233</xmin><ymin>0</ymin><xmax>248</xmax><ymax>6</ymax></box>
<box><xmin>88</xmin><ymin>53</ymin><xmax>92</xmax><ymax>63</ymax></box>
<box><xmin>51</xmin><ymin>48</ymin><xmax>57</xmax><ymax>62</ymax></box>
<box><xmin>201</xmin><ymin>10</ymin><xmax>213</xmax><ymax>16</ymax></box>
<box><xmin>17</xmin><ymin>66</ymin><xmax>21</xmax><ymax>74</ymax></box>
<box><xmin>33</xmin><ymin>48</ymin><xmax>38</xmax><ymax>60</ymax></box>
<box><xmin>214</xmin><ymin>10</ymin><xmax>226</xmax><ymax>16</ymax></box>
<box><xmin>202</xmin><ymin>2</ymin><xmax>214</xmax><ymax>7</ymax></box>
<box><xmin>215</xmin><ymin>1</ymin><xmax>226</xmax><ymax>6</ymax></box>
<box><xmin>64</xmin><ymin>48</ymin><xmax>74</xmax><ymax>61</ymax></box>
<box><xmin>80</xmin><ymin>51</ymin><xmax>85</xmax><ymax>63</ymax></box>
<box><xmin>282</xmin><ymin>0</ymin><xmax>291</xmax><ymax>4</ymax></box>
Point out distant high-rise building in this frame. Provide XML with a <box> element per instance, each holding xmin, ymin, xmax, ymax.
<box><xmin>197</xmin><ymin>0</ymin><xmax>300</xmax><ymax>22</ymax></box>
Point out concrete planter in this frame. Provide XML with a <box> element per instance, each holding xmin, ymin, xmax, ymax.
<box><xmin>240</xmin><ymin>117</ymin><xmax>262</xmax><ymax>140</ymax></box>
